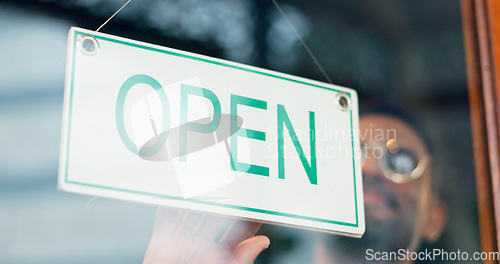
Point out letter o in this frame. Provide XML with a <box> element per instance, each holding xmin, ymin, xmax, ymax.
<box><xmin>115</xmin><ymin>74</ymin><xmax>170</xmax><ymax>156</ymax></box>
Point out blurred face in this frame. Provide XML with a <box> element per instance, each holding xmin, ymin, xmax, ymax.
<box><xmin>326</xmin><ymin>114</ymin><xmax>444</xmax><ymax>264</ymax></box>
<box><xmin>358</xmin><ymin>114</ymin><xmax>432</xmax><ymax>252</ymax></box>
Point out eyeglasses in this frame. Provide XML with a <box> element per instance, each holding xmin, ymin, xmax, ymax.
<box><xmin>361</xmin><ymin>138</ymin><xmax>429</xmax><ymax>183</ymax></box>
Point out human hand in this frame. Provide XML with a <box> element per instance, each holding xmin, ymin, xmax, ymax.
<box><xmin>143</xmin><ymin>207</ymin><xmax>270</xmax><ymax>264</ymax></box>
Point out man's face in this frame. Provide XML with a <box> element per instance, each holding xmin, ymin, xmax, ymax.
<box><xmin>358</xmin><ymin>114</ymin><xmax>432</xmax><ymax>252</ymax></box>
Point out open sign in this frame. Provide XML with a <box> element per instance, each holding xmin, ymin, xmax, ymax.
<box><xmin>59</xmin><ymin>27</ymin><xmax>365</xmax><ymax>237</ymax></box>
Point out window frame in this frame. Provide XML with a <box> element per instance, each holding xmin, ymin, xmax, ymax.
<box><xmin>462</xmin><ymin>0</ymin><xmax>500</xmax><ymax>262</ymax></box>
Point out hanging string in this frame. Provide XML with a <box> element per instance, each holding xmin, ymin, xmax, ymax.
<box><xmin>271</xmin><ymin>0</ymin><xmax>333</xmax><ymax>84</ymax></box>
<box><xmin>95</xmin><ymin>0</ymin><xmax>134</xmax><ymax>33</ymax></box>
<box><xmin>93</xmin><ymin>0</ymin><xmax>330</xmax><ymax>84</ymax></box>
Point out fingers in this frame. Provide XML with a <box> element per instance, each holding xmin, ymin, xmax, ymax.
<box><xmin>228</xmin><ymin>235</ymin><xmax>270</xmax><ymax>264</ymax></box>
<box><xmin>150</xmin><ymin>206</ymin><xmax>183</xmax><ymax>238</ymax></box>
<box><xmin>144</xmin><ymin>207</ymin><xmax>180</xmax><ymax>263</ymax></box>
<box><xmin>145</xmin><ymin>207</ymin><xmax>268</xmax><ymax>264</ymax></box>
<box><xmin>145</xmin><ymin>207</ymin><xmax>203</xmax><ymax>263</ymax></box>
<box><xmin>173</xmin><ymin>211</ymin><xmax>203</xmax><ymax>238</ymax></box>
<box><xmin>193</xmin><ymin>214</ymin><xmax>231</xmax><ymax>240</ymax></box>
<box><xmin>219</xmin><ymin>220</ymin><xmax>262</xmax><ymax>251</ymax></box>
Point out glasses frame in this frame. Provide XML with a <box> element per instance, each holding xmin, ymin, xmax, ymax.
<box><xmin>361</xmin><ymin>139</ymin><xmax>430</xmax><ymax>183</ymax></box>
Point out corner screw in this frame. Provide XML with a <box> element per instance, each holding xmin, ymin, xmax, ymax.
<box><xmin>336</xmin><ymin>93</ymin><xmax>350</xmax><ymax>111</ymax></box>
<box><xmin>78</xmin><ymin>35</ymin><xmax>99</xmax><ymax>56</ymax></box>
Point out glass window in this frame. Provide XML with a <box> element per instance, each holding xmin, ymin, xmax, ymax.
<box><xmin>0</xmin><ymin>1</ymin><xmax>481</xmax><ymax>263</ymax></box>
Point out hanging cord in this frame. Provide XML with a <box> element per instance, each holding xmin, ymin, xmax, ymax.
<box><xmin>95</xmin><ymin>0</ymin><xmax>134</xmax><ymax>33</ymax></box>
<box><xmin>271</xmin><ymin>0</ymin><xmax>333</xmax><ymax>84</ymax></box>
<box><xmin>93</xmin><ymin>0</ymin><xmax>330</xmax><ymax>84</ymax></box>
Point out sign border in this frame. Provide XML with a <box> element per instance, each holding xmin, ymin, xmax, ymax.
<box><xmin>63</xmin><ymin>28</ymin><xmax>360</xmax><ymax>229</ymax></box>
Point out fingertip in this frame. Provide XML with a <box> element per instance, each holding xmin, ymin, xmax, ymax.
<box><xmin>229</xmin><ymin>235</ymin><xmax>270</xmax><ymax>264</ymax></box>
<box><xmin>256</xmin><ymin>235</ymin><xmax>270</xmax><ymax>249</ymax></box>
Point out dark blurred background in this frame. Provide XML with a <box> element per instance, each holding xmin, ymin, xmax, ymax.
<box><xmin>0</xmin><ymin>0</ymin><xmax>478</xmax><ymax>263</ymax></box>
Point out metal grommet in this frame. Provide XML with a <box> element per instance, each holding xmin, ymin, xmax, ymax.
<box><xmin>336</xmin><ymin>93</ymin><xmax>350</xmax><ymax>111</ymax></box>
<box><xmin>78</xmin><ymin>35</ymin><xmax>100</xmax><ymax>56</ymax></box>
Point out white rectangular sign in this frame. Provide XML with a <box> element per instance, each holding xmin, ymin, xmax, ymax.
<box><xmin>59</xmin><ymin>27</ymin><xmax>364</xmax><ymax>237</ymax></box>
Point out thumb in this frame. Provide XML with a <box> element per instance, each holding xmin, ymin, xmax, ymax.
<box><xmin>228</xmin><ymin>235</ymin><xmax>270</xmax><ymax>264</ymax></box>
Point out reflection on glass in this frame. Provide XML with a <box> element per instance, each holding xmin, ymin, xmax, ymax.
<box><xmin>0</xmin><ymin>0</ymin><xmax>480</xmax><ymax>263</ymax></box>
<box><xmin>318</xmin><ymin>112</ymin><xmax>446</xmax><ymax>263</ymax></box>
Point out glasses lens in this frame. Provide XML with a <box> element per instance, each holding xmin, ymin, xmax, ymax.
<box><xmin>386</xmin><ymin>147</ymin><xmax>419</xmax><ymax>175</ymax></box>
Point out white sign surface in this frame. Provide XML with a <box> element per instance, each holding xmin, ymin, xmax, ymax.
<box><xmin>59</xmin><ymin>27</ymin><xmax>364</xmax><ymax>237</ymax></box>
